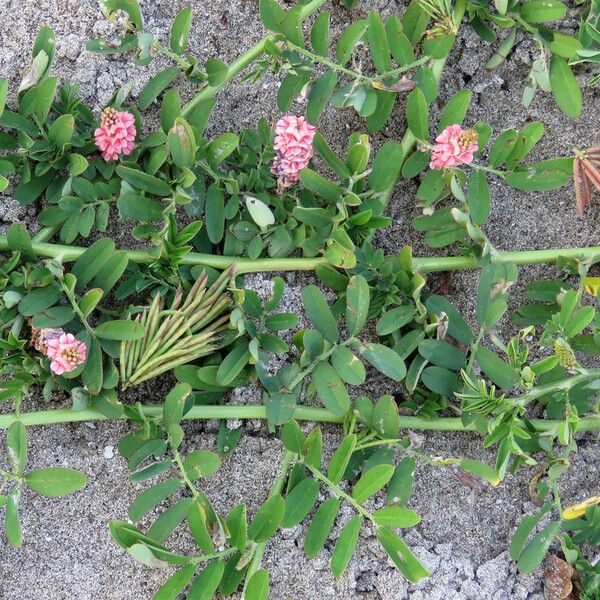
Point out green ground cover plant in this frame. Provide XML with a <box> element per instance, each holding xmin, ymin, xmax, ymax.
<box><xmin>1</xmin><ymin>0</ymin><xmax>600</xmax><ymax>598</ymax></box>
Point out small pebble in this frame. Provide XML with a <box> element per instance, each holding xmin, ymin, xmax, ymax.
<box><xmin>103</xmin><ymin>446</ymin><xmax>114</xmax><ymax>459</ymax></box>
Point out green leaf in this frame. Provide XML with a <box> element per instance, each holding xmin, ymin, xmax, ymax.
<box><xmin>352</xmin><ymin>464</ymin><xmax>394</xmax><ymax>504</ymax></box>
<box><xmin>205</xmin><ymin>58</ymin><xmax>229</xmax><ymax>87</ymax></box>
<box><xmin>312</xmin><ymin>361</ymin><xmax>350</xmax><ymax>416</ymax></box>
<box><xmin>6</xmin><ymin>495</ymin><xmax>22</xmax><ymax>548</ymax></box>
<box><xmin>245</xmin><ymin>569</ymin><xmax>269</xmax><ymax>600</ymax></box>
<box><xmin>510</xmin><ymin>505</ymin><xmax>551</xmax><ymax>560</ymax></box>
<box><xmin>331</xmin><ymin>346</ymin><xmax>365</xmax><ymax>385</ymax></box>
<box><xmin>18</xmin><ymin>285</ymin><xmax>63</xmax><ymax>317</ymax></box>
<box><xmin>418</xmin><ymin>339</ymin><xmax>466</xmax><ymax>370</ymax></box>
<box><xmin>184</xmin><ymin>451</ymin><xmax>221</xmax><ymax>480</ymax></box>
<box><xmin>371</xmin><ymin>395</ymin><xmax>400</xmax><ymax>438</ymax></box>
<box><xmin>148</xmin><ymin>499</ymin><xmax>194</xmax><ymax>544</ymax></box>
<box><xmin>0</xmin><ymin>79</ymin><xmax>7</xmax><ymax>119</ymax></box>
<box><xmin>7</xmin><ymin>223</ymin><xmax>34</xmax><ymax>261</ymax></box>
<box><xmin>282</xmin><ymin>478</ymin><xmax>319</xmax><ymax>527</ymax></box>
<box><xmin>128</xmin><ymin>478</ymin><xmax>183</xmax><ymax>522</ymax></box>
<box><xmin>153</xmin><ymin>564</ymin><xmax>196</xmax><ymax>600</ymax></box>
<box><xmin>376</xmin><ymin>305</ymin><xmax>415</xmax><ymax>335</ymax></box>
<box><xmin>139</xmin><ymin>67</ymin><xmax>180</xmax><ymax>110</ymax></box>
<box><xmin>95</xmin><ymin>319</ymin><xmax>145</xmax><ymax>341</ymax></box>
<box><xmin>421</xmin><ymin>366</ymin><xmax>462</xmax><ymax>397</ymax></box>
<box><xmin>168</xmin><ymin>117</ymin><xmax>196</xmax><ymax>170</ymax></box>
<box><xmin>336</xmin><ymin>20</ymin><xmax>367</xmax><ymax>66</ymax></box>
<box><xmin>504</xmin><ymin>160</ymin><xmax>572</xmax><ymax>191</ymax></box>
<box><xmin>366</xmin><ymin>90</ymin><xmax>396</xmax><ymax>132</ymax></box>
<box><xmin>302</xmin><ymin>285</ymin><xmax>339</xmax><ymax>343</ymax></box>
<box><xmin>25</xmin><ymin>467</ymin><xmax>87</xmax><ymax>497</ymax></box>
<box><xmin>92</xmin><ymin>251</ymin><xmax>129</xmax><ymax>295</ymax></box>
<box><xmin>7</xmin><ymin>421</ymin><xmax>27</xmax><ymax>475</ymax></box>
<box><xmin>14</xmin><ymin>172</ymin><xmax>54</xmax><ymax>205</ymax></box>
<box><xmin>116</xmin><ymin>166</ymin><xmax>172</xmax><ymax>196</ymax></box>
<box><xmin>118</xmin><ymin>193</ymin><xmax>164</xmax><ymax>221</ymax></box>
<box><xmin>304</xmin><ymin>497</ymin><xmax>340</xmax><ymax>557</ymax></box>
<box><xmin>474</xmin><ymin>347</ymin><xmax>519</xmax><ymax>390</ymax></box>
<box><xmin>376</xmin><ymin>526</ymin><xmax>430</xmax><ymax>583</ymax></box>
<box><xmin>188</xmin><ymin>560</ymin><xmax>224</xmax><ymax>600</ymax></box>
<box><xmin>216</xmin><ymin>342</ymin><xmax>250</xmax><ymax>386</ymax></box>
<box><xmin>72</xmin><ymin>237</ymin><xmax>115</xmax><ymax>291</ymax></box>
<box><xmin>205</xmin><ymin>183</ymin><xmax>225</xmax><ymax>244</ymax></box>
<box><xmin>248</xmin><ymin>494</ymin><xmax>285</xmax><ymax>543</ymax></box>
<box><xmin>385</xmin><ymin>16</ymin><xmax>414</xmax><ymax>66</ymax></box>
<box><xmin>367</xmin><ymin>141</ymin><xmax>403</xmax><ymax>192</ymax></box>
<box><xmin>367</xmin><ymin>12</ymin><xmax>391</xmax><ymax>73</ymax></box>
<box><xmin>360</xmin><ymin>343</ymin><xmax>406</xmax><ymax>382</ymax></box>
<box><xmin>406</xmin><ymin>88</ymin><xmax>428</xmax><ymax>140</ymax></box>
<box><xmin>386</xmin><ymin>457</ymin><xmax>416</xmax><ymax>506</ymax></box>
<box><xmin>331</xmin><ymin>515</ymin><xmax>362</xmax><ymax>577</ymax></box>
<box><xmin>549</xmin><ymin>56</ymin><xmax>582</xmax><ymax>118</ymax></box>
<box><xmin>226</xmin><ymin>504</ymin><xmax>247</xmax><ymax>551</ymax></box>
<box><xmin>345</xmin><ymin>275</ymin><xmax>370</xmax><ymax>336</ymax></box>
<box><xmin>307</xmin><ymin>70</ymin><xmax>337</xmax><ymax>124</ymax></box>
<box><xmin>33</xmin><ymin>76</ymin><xmax>58</xmax><ymax>122</ymax></box>
<box><xmin>520</xmin><ymin>0</ymin><xmax>566</xmax><ymax>23</ymax></box>
<box><xmin>48</xmin><ymin>113</ymin><xmax>75</xmax><ymax>147</ymax></box>
<box><xmin>170</xmin><ymin>8</ymin><xmax>193</xmax><ymax>54</ymax></box>
<box><xmin>489</xmin><ymin>129</ymin><xmax>519</xmax><ymax>167</ymax></box>
<box><xmin>163</xmin><ymin>383</ymin><xmax>192</xmax><ymax>430</ymax></box>
<box><xmin>517</xmin><ymin>521</ymin><xmax>562</xmax><ymax>573</ymax></box>
<box><xmin>206</xmin><ymin>132</ymin><xmax>239</xmax><ymax>166</ymax></box>
<box><xmin>458</xmin><ymin>459</ymin><xmax>501</xmax><ymax>486</ymax></box>
<box><xmin>281</xmin><ymin>420</ymin><xmax>306</xmax><ymax>454</ymax></box>
<box><xmin>327</xmin><ymin>434</ymin><xmax>357</xmax><ymax>484</ymax></box>
<box><xmin>299</xmin><ymin>169</ymin><xmax>342</xmax><ymax>203</ymax></box>
<box><xmin>373</xmin><ymin>506</ymin><xmax>421</xmax><ymax>528</ymax></box>
<box><xmin>82</xmin><ymin>338</ymin><xmax>103</xmax><ymax>395</ymax></box>
<box><xmin>259</xmin><ymin>0</ymin><xmax>286</xmax><ymax>33</ymax></box>
<box><xmin>310</xmin><ymin>12</ymin><xmax>330</xmax><ymax>57</ymax></box>
<box><xmin>467</xmin><ymin>171</ymin><xmax>490</xmax><ymax>225</ymax></box>
<box><xmin>188</xmin><ymin>500</ymin><xmax>214</xmax><ymax>554</ymax></box>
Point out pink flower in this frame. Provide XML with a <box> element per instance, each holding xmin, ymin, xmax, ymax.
<box><xmin>271</xmin><ymin>115</ymin><xmax>316</xmax><ymax>187</ymax></box>
<box><xmin>94</xmin><ymin>107</ymin><xmax>136</xmax><ymax>161</ymax></box>
<box><xmin>45</xmin><ymin>333</ymin><xmax>87</xmax><ymax>375</ymax></box>
<box><xmin>429</xmin><ymin>125</ymin><xmax>479</xmax><ymax>170</ymax></box>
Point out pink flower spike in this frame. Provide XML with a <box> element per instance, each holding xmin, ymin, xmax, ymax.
<box><xmin>271</xmin><ymin>115</ymin><xmax>316</xmax><ymax>188</ymax></box>
<box><xmin>429</xmin><ymin>124</ymin><xmax>479</xmax><ymax>170</ymax></box>
<box><xmin>94</xmin><ymin>107</ymin><xmax>136</xmax><ymax>161</ymax></box>
<box><xmin>45</xmin><ymin>333</ymin><xmax>87</xmax><ymax>375</ymax></box>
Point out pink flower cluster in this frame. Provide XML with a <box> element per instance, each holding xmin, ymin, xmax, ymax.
<box><xmin>429</xmin><ymin>125</ymin><xmax>479</xmax><ymax>170</ymax></box>
<box><xmin>94</xmin><ymin>107</ymin><xmax>136</xmax><ymax>161</ymax></box>
<box><xmin>271</xmin><ymin>115</ymin><xmax>316</xmax><ymax>187</ymax></box>
<box><xmin>45</xmin><ymin>332</ymin><xmax>87</xmax><ymax>376</ymax></box>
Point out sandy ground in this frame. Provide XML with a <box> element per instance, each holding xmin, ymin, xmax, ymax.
<box><xmin>0</xmin><ymin>1</ymin><xmax>599</xmax><ymax>599</ymax></box>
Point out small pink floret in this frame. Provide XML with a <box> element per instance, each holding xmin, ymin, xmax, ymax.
<box><xmin>271</xmin><ymin>115</ymin><xmax>316</xmax><ymax>187</ymax></box>
<box><xmin>94</xmin><ymin>107</ymin><xmax>136</xmax><ymax>161</ymax></box>
<box><xmin>429</xmin><ymin>124</ymin><xmax>478</xmax><ymax>170</ymax></box>
<box><xmin>46</xmin><ymin>333</ymin><xmax>87</xmax><ymax>375</ymax></box>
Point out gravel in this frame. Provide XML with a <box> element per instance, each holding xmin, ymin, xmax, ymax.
<box><xmin>1</xmin><ymin>0</ymin><xmax>599</xmax><ymax>599</ymax></box>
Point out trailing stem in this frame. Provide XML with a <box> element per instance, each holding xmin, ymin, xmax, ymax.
<box><xmin>1</xmin><ymin>405</ymin><xmax>600</xmax><ymax>432</ymax></box>
<box><xmin>3</xmin><ymin>236</ymin><xmax>600</xmax><ymax>274</ymax></box>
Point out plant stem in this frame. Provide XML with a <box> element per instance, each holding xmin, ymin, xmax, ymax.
<box><xmin>511</xmin><ymin>368</ymin><xmax>600</xmax><ymax>408</ymax></box>
<box><xmin>305</xmin><ymin>462</ymin><xmax>374</xmax><ymax>522</ymax></box>
<box><xmin>181</xmin><ymin>0</ymin><xmax>327</xmax><ymax>118</ymax></box>
<box><xmin>5</xmin><ymin>236</ymin><xmax>600</xmax><ymax>274</ymax></box>
<box><xmin>152</xmin><ymin>40</ymin><xmax>195</xmax><ymax>72</ymax></box>
<box><xmin>2</xmin><ymin>404</ymin><xmax>600</xmax><ymax>433</ymax></box>
<box><xmin>243</xmin><ymin>449</ymin><xmax>295</xmax><ymax>595</ymax></box>
<box><xmin>380</xmin><ymin>0</ymin><xmax>468</xmax><ymax>219</ymax></box>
